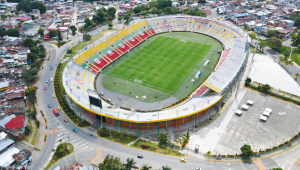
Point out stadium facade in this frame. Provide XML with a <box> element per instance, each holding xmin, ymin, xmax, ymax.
<box><xmin>62</xmin><ymin>16</ymin><xmax>250</xmax><ymax>136</ymax></box>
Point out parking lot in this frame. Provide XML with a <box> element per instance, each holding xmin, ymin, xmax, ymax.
<box><xmin>190</xmin><ymin>89</ymin><xmax>300</xmax><ymax>154</ymax></box>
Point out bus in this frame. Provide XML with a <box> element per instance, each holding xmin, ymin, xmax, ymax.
<box><xmin>53</xmin><ymin>108</ymin><xmax>59</xmax><ymax>116</ymax></box>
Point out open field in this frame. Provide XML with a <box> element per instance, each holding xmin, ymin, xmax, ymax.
<box><xmin>101</xmin><ymin>32</ymin><xmax>222</xmax><ymax>102</ymax></box>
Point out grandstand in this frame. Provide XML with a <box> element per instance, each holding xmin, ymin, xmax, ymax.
<box><xmin>63</xmin><ymin>16</ymin><xmax>250</xmax><ymax>135</ymax></box>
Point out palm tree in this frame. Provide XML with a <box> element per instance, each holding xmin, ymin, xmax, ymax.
<box><xmin>295</xmin><ymin>73</ymin><xmax>300</xmax><ymax>80</ymax></box>
<box><xmin>279</xmin><ymin>56</ymin><xmax>285</xmax><ymax>65</ymax></box>
<box><xmin>161</xmin><ymin>165</ymin><xmax>172</xmax><ymax>170</ymax></box>
<box><xmin>141</xmin><ymin>164</ymin><xmax>152</xmax><ymax>170</ymax></box>
<box><xmin>125</xmin><ymin>158</ymin><xmax>136</xmax><ymax>170</ymax></box>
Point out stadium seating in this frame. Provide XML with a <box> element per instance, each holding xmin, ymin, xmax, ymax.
<box><xmin>192</xmin><ymin>85</ymin><xmax>209</xmax><ymax>97</ymax></box>
<box><xmin>215</xmin><ymin>49</ymin><xmax>231</xmax><ymax>70</ymax></box>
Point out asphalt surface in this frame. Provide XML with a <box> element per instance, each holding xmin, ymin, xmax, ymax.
<box><xmin>29</xmin><ymin>10</ymin><xmax>300</xmax><ymax>170</ymax></box>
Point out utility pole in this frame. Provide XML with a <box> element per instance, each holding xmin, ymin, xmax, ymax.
<box><xmin>80</xmin><ymin>13</ymin><xmax>87</xmax><ymax>49</ymax></box>
<box><xmin>251</xmin><ymin>15</ymin><xmax>265</xmax><ymax>64</ymax></box>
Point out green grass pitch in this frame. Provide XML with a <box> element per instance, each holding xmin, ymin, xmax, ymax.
<box><xmin>106</xmin><ymin>36</ymin><xmax>212</xmax><ymax>94</ymax></box>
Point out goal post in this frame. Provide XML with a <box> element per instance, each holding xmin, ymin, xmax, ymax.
<box><xmin>134</xmin><ymin>79</ymin><xmax>143</xmax><ymax>84</ymax></box>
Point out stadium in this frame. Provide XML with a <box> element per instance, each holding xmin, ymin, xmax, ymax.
<box><xmin>62</xmin><ymin>16</ymin><xmax>250</xmax><ymax>136</ymax></box>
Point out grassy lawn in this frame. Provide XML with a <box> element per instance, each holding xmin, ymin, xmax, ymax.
<box><xmin>97</xmin><ymin>128</ymin><xmax>138</xmax><ymax>145</ymax></box>
<box><xmin>30</xmin><ymin>121</ymin><xmax>37</xmax><ymax>145</ymax></box>
<box><xmin>131</xmin><ymin>139</ymin><xmax>184</xmax><ymax>156</ymax></box>
<box><xmin>44</xmin><ymin>143</ymin><xmax>74</xmax><ymax>170</ymax></box>
<box><xmin>292</xmin><ymin>52</ymin><xmax>300</xmax><ymax>67</ymax></box>
<box><xmin>102</xmin><ymin>32</ymin><xmax>222</xmax><ymax>101</ymax></box>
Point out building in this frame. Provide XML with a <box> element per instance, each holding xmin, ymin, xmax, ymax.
<box><xmin>277</xmin><ymin>20</ymin><xmax>295</xmax><ymax>29</ymax></box>
<box><xmin>231</xmin><ymin>13</ymin><xmax>252</xmax><ymax>25</ymax></box>
<box><xmin>4</xmin><ymin>37</ymin><xmax>22</xmax><ymax>46</ymax></box>
<box><xmin>12</xmin><ymin>148</ymin><xmax>32</xmax><ymax>169</ymax></box>
<box><xmin>0</xmin><ymin>115</ymin><xmax>25</xmax><ymax>140</ymax></box>
<box><xmin>0</xmin><ymin>147</ymin><xmax>20</xmax><ymax>169</ymax></box>
<box><xmin>0</xmin><ymin>81</ymin><xmax>9</xmax><ymax>92</ymax></box>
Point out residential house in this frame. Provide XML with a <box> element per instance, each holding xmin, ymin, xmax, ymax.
<box><xmin>4</xmin><ymin>37</ymin><xmax>22</xmax><ymax>46</ymax></box>
<box><xmin>0</xmin><ymin>115</ymin><xmax>25</xmax><ymax>140</ymax></box>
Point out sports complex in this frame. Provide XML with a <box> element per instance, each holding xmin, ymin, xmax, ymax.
<box><xmin>62</xmin><ymin>16</ymin><xmax>250</xmax><ymax>136</ymax></box>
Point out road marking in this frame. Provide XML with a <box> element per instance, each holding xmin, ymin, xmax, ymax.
<box><xmin>240</xmin><ymin>162</ymin><xmax>247</xmax><ymax>170</ymax></box>
<box><xmin>64</xmin><ymin>157</ymin><xmax>69</xmax><ymax>165</ymax></box>
<box><xmin>297</xmin><ymin>159</ymin><xmax>300</xmax><ymax>166</ymax></box>
<box><xmin>253</xmin><ymin>159</ymin><xmax>266</xmax><ymax>170</ymax></box>
<box><xmin>75</xmin><ymin>152</ymin><xmax>78</xmax><ymax>161</ymax></box>
<box><xmin>288</xmin><ymin>160</ymin><xmax>295</xmax><ymax>170</ymax></box>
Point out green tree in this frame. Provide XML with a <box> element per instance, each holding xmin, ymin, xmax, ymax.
<box><xmin>240</xmin><ymin>144</ymin><xmax>254</xmax><ymax>157</ymax></box>
<box><xmin>148</xmin><ymin>1</ymin><xmax>158</xmax><ymax>8</ymax></box>
<box><xmin>23</xmin><ymin>38</ymin><xmax>34</xmax><ymax>49</ymax></box>
<box><xmin>72</xmin><ymin>30</ymin><xmax>76</xmax><ymax>36</ymax></box>
<box><xmin>161</xmin><ymin>165</ymin><xmax>172</xmax><ymax>170</ymax></box>
<box><xmin>22</xmin><ymin>67</ymin><xmax>39</xmax><ymax>84</ymax></box>
<box><xmin>38</xmin><ymin>53</ymin><xmax>46</xmax><ymax>58</ymax></box>
<box><xmin>134</xmin><ymin>6</ymin><xmax>141</xmax><ymax>14</ymax></box>
<box><xmin>141</xmin><ymin>10</ymin><xmax>148</xmax><ymax>15</ymax></box>
<box><xmin>25</xmin><ymin>86</ymin><xmax>37</xmax><ymax>103</ymax></box>
<box><xmin>7</xmin><ymin>28</ymin><xmax>19</xmax><ymax>37</ymax></box>
<box><xmin>258</xmin><ymin>41</ymin><xmax>268</xmax><ymax>50</ymax></box>
<box><xmin>248</xmin><ymin>32</ymin><xmax>256</xmax><ymax>40</ymax></box>
<box><xmin>198</xmin><ymin>0</ymin><xmax>206</xmax><ymax>3</ymax></box>
<box><xmin>57</xmin><ymin>27</ymin><xmax>62</xmax><ymax>46</ymax></box>
<box><xmin>38</xmin><ymin>44</ymin><xmax>46</xmax><ymax>53</ymax></box>
<box><xmin>30</xmin><ymin>46</ymin><xmax>39</xmax><ymax>53</ymax></box>
<box><xmin>108</xmin><ymin>23</ymin><xmax>113</xmax><ymax>29</ymax></box>
<box><xmin>259</xmin><ymin>84</ymin><xmax>271</xmax><ymax>94</ymax></box>
<box><xmin>27</xmin><ymin>53</ymin><xmax>38</xmax><ymax>61</ymax></box>
<box><xmin>38</xmin><ymin>28</ymin><xmax>44</xmax><ymax>37</ymax></box>
<box><xmin>294</xmin><ymin>17</ymin><xmax>300</xmax><ymax>27</ymax></box>
<box><xmin>294</xmin><ymin>73</ymin><xmax>300</xmax><ymax>80</ymax></box>
<box><xmin>31</xmin><ymin>15</ymin><xmax>35</xmax><ymax>20</ymax></box>
<box><xmin>124</xmin><ymin>14</ymin><xmax>130</xmax><ymax>22</ymax></box>
<box><xmin>98</xmin><ymin>155</ymin><xmax>123</xmax><ymax>170</ymax></box>
<box><xmin>245</xmin><ymin>77</ymin><xmax>252</xmax><ymax>86</ymax></box>
<box><xmin>157</xmin><ymin>0</ymin><xmax>172</xmax><ymax>9</ymax></box>
<box><xmin>49</xmin><ymin>30</ymin><xmax>57</xmax><ymax>38</ymax></box>
<box><xmin>164</xmin><ymin>7</ymin><xmax>172</xmax><ymax>14</ymax></box>
<box><xmin>92</xmin><ymin>15</ymin><xmax>101</xmax><ymax>23</ymax></box>
<box><xmin>269</xmin><ymin>168</ymin><xmax>283</xmax><ymax>170</ymax></box>
<box><xmin>0</xmin><ymin>27</ymin><xmax>6</xmax><ymax>39</ymax></box>
<box><xmin>70</xmin><ymin>25</ymin><xmax>77</xmax><ymax>31</ymax></box>
<box><xmin>141</xmin><ymin>164</ymin><xmax>152</xmax><ymax>170</ymax></box>
<box><xmin>268</xmin><ymin>37</ymin><xmax>282</xmax><ymax>52</ymax></box>
<box><xmin>107</xmin><ymin>7</ymin><xmax>116</xmax><ymax>19</ymax></box>
<box><xmin>150</xmin><ymin>7</ymin><xmax>158</xmax><ymax>14</ymax></box>
<box><xmin>266</xmin><ymin>30</ymin><xmax>280</xmax><ymax>38</ymax></box>
<box><xmin>84</xmin><ymin>34</ymin><xmax>91</xmax><ymax>41</ymax></box>
<box><xmin>158</xmin><ymin>133</ymin><xmax>168</xmax><ymax>145</ymax></box>
<box><xmin>125</xmin><ymin>158</ymin><xmax>136</xmax><ymax>170</ymax></box>
<box><xmin>118</xmin><ymin>16</ymin><xmax>122</xmax><ymax>22</ymax></box>
<box><xmin>84</xmin><ymin>17</ymin><xmax>92</xmax><ymax>26</ymax></box>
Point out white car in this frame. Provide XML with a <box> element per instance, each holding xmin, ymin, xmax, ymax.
<box><xmin>51</xmin><ymin>78</ymin><xmax>53</xmax><ymax>82</ymax></box>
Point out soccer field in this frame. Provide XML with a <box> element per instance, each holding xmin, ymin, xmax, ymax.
<box><xmin>106</xmin><ymin>36</ymin><xmax>212</xmax><ymax>94</ymax></box>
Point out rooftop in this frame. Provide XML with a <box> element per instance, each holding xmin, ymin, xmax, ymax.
<box><xmin>12</xmin><ymin>148</ymin><xmax>31</xmax><ymax>163</ymax></box>
<box><xmin>4</xmin><ymin>115</ymin><xmax>24</xmax><ymax>131</ymax></box>
<box><xmin>0</xmin><ymin>147</ymin><xmax>20</xmax><ymax>167</ymax></box>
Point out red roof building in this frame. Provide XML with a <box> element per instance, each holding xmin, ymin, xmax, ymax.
<box><xmin>4</xmin><ymin>115</ymin><xmax>24</xmax><ymax>131</ymax></box>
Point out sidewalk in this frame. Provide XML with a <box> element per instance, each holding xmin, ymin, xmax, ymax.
<box><xmin>32</xmin><ymin>46</ymin><xmax>54</xmax><ymax>151</ymax></box>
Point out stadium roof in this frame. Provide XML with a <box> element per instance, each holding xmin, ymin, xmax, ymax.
<box><xmin>203</xmin><ymin>39</ymin><xmax>247</xmax><ymax>93</ymax></box>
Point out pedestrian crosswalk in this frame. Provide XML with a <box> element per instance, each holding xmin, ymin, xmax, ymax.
<box><xmin>296</xmin><ymin>159</ymin><xmax>300</xmax><ymax>166</ymax></box>
<box><xmin>42</xmin><ymin>126</ymin><xmax>91</xmax><ymax>168</ymax></box>
<box><xmin>56</xmin><ymin>126</ymin><xmax>90</xmax><ymax>151</ymax></box>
